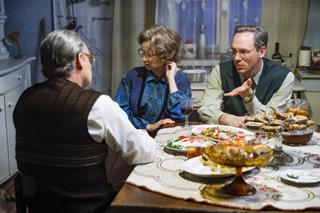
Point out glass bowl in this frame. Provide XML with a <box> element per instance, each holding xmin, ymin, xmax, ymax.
<box><xmin>202</xmin><ymin>141</ymin><xmax>273</xmax><ymax>196</ymax></box>
<box><xmin>203</xmin><ymin>141</ymin><xmax>274</xmax><ymax>167</ymax></box>
<box><xmin>285</xmin><ymin>99</ymin><xmax>310</xmax><ymax>117</ymax></box>
<box><xmin>282</xmin><ymin>127</ymin><xmax>315</xmax><ymax>146</ymax></box>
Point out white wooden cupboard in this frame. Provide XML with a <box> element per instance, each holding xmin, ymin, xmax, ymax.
<box><xmin>0</xmin><ymin>57</ymin><xmax>34</xmax><ymax>184</ymax></box>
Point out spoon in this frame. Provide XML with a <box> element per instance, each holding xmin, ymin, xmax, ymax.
<box><xmin>287</xmin><ymin>172</ymin><xmax>320</xmax><ymax>179</ymax></box>
<box><xmin>287</xmin><ymin>172</ymin><xmax>299</xmax><ymax>179</ymax></box>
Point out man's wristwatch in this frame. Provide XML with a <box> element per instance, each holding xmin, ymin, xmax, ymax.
<box><xmin>243</xmin><ymin>95</ymin><xmax>253</xmax><ymax>103</ymax></box>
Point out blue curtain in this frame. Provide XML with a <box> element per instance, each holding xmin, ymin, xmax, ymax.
<box><xmin>229</xmin><ymin>0</ymin><xmax>262</xmax><ymax>43</ymax></box>
<box><xmin>156</xmin><ymin>0</ymin><xmax>262</xmax><ymax>51</ymax></box>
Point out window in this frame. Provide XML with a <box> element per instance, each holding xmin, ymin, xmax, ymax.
<box><xmin>0</xmin><ymin>0</ymin><xmax>4</xmax><ymax>15</ymax></box>
<box><xmin>156</xmin><ymin>0</ymin><xmax>262</xmax><ymax>61</ymax></box>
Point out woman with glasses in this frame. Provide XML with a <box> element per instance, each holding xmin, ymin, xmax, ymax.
<box><xmin>115</xmin><ymin>26</ymin><xmax>191</xmax><ymax>134</ymax></box>
<box><xmin>198</xmin><ymin>25</ymin><xmax>295</xmax><ymax>127</ymax></box>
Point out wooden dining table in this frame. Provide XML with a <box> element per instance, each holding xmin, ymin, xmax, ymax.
<box><xmin>109</xmin><ymin>183</ymin><xmax>320</xmax><ymax>213</ymax></box>
<box><xmin>109</xmin><ymin>113</ymin><xmax>320</xmax><ymax>213</ymax></box>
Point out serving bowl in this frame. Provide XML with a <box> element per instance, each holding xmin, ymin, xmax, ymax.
<box><xmin>202</xmin><ymin>140</ymin><xmax>273</xmax><ymax>196</ymax></box>
<box><xmin>182</xmin><ymin>69</ymin><xmax>207</xmax><ymax>83</ymax></box>
<box><xmin>285</xmin><ymin>99</ymin><xmax>309</xmax><ymax>117</ymax></box>
<box><xmin>282</xmin><ymin>128</ymin><xmax>315</xmax><ymax>146</ymax></box>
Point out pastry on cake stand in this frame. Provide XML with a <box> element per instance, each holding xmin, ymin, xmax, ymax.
<box><xmin>202</xmin><ymin>140</ymin><xmax>273</xmax><ymax>196</ymax></box>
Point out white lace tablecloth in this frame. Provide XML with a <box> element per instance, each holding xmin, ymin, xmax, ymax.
<box><xmin>126</xmin><ymin>126</ymin><xmax>320</xmax><ymax>211</ymax></box>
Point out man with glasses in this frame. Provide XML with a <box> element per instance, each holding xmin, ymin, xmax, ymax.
<box><xmin>13</xmin><ymin>30</ymin><xmax>156</xmax><ymax>212</ymax></box>
<box><xmin>115</xmin><ymin>26</ymin><xmax>191</xmax><ymax>135</ymax></box>
<box><xmin>198</xmin><ymin>25</ymin><xmax>294</xmax><ymax>127</ymax></box>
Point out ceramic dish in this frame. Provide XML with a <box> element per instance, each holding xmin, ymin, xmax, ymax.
<box><xmin>164</xmin><ymin>135</ymin><xmax>216</xmax><ymax>154</ymax></box>
<box><xmin>192</xmin><ymin>124</ymin><xmax>255</xmax><ymax>141</ymax></box>
<box><xmin>282</xmin><ymin>128</ymin><xmax>315</xmax><ymax>146</ymax></box>
<box><xmin>280</xmin><ymin>170</ymin><xmax>320</xmax><ymax>184</ymax></box>
<box><xmin>181</xmin><ymin>156</ymin><xmax>254</xmax><ymax>178</ymax></box>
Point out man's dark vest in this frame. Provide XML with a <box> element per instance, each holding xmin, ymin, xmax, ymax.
<box><xmin>13</xmin><ymin>78</ymin><xmax>114</xmax><ymax>213</ymax></box>
<box><xmin>220</xmin><ymin>58</ymin><xmax>289</xmax><ymax>116</ymax></box>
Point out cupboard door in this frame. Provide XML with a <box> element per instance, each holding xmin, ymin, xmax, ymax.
<box><xmin>0</xmin><ymin>96</ymin><xmax>9</xmax><ymax>183</ymax></box>
<box><xmin>5</xmin><ymin>84</ymin><xmax>25</xmax><ymax>175</ymax></box>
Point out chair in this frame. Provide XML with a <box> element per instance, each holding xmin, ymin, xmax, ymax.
<box><xmin>14</xmin><ymin>173</ymin><xmax>27</xmax><ymax>213</ymax></box>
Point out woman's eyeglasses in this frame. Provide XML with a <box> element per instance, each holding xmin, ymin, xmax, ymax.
<box><xmin>138</xmin><ymin>48</ymin><xmax>162</xmax><ymax>58</ymax></box>
<box><xmin>83</xmin><ymin>53</ymin><xmax>96</xmax><ymax>66</ymax></box>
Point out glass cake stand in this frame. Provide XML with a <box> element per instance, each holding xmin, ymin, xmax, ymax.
<box><xmin>201</xmin><ymin>142</ymin><xmax>274</xmax><ymax>196</ymax></box>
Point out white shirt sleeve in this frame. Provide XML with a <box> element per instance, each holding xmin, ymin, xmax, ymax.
<box><xmin>198</xmin><ymin>65</ymin><xmax>225</xmax><ymax>123</ymax></box>
<box><xmin>87</xmin><ymin>95</ymin><xmax>156</xmax><ymax>165</ymax></box>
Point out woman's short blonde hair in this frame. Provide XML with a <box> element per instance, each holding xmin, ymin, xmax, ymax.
<box><xmin>137</xmin><ymin>25</ymin><xmax>181</xmax><ymax>63</ymax></box>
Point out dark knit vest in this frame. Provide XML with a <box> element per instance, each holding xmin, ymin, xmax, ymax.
<box><xmin>220</xmin><ymin>58</ymin><xmax>290</xmax><ymax>116</ymax></box>
<box><xmin>13</xmin><ymin>78</ymin><xmax>114</xmax><ymax>213</ymax></box>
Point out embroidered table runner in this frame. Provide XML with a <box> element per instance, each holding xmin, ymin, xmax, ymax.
<box><xmin>126</xmin><ymin>126</ymin><xmax>320</xmax><ymax>210</ymax></box>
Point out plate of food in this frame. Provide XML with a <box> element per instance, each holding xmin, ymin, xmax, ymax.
<box><xmin>192</xmin><ymin>124</ymin><xmax>254</xmax><ymax>141</ymax></box>
<box><xmin>203</xmin><ymin>138</ymin><xmax>274</xmax><ymax>167</ymax></box>
<box><xmin>164</xmin><ymin>135</ymin><xmax>216</xmax><ymax>153</ymax></box>
<box><xmin>181</xmin><ymin>156</ymin><xmax>254</xmax><ymax>178</ymax></box>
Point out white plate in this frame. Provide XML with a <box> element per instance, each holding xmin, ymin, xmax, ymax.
<box><xmin>164</xmin><ymin>136</ymin><xmax>216</xmax><ymax>154</ymax></box>
<box><xmin>181</xmin><ymin>156</ymin><xmax>254</xmax><ymax>178</ymax></box>
<box><xmin>280</xmin><ymin>170</ymin><xmax>320</xmax><ymax>184</ymax></box>
<box><xmin>192</xmin><ymin>124</ymin><xmax>255</xmax><ymax>141</ymax></box>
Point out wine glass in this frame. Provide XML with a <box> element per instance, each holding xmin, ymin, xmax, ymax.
<box><xmin>269</xmin><ymin>131</ymin><xmax>294</xmax><ymax>166</ymax></box>
<box><xmin>180</xmin><ymin>98</ymin><xmax>195</xmax><ymax>129</ymax></box>
<box><xmin>271</xmin><ymin>99</ymin><xmax>310</xmax><ymax>166</ymax></box>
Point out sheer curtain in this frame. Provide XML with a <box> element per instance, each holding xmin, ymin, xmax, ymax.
<box><xmin>156</xmin><ymin>0</ymin><xmax>262</xmax><ymax>59</ymax></box>
<box><xmin>111</xmin><ymin>0</ymin><xmax>155</xmax><ymax>97</ymax></box>
<box><xmin>262</xmin><ymin>0</ymin><xmax>309</xmax><ymax>69</ymax></box>
<box><xmin>108</xmin><ymin>0</ymin><xmax>155</xmax><ymax>190</ymax></box>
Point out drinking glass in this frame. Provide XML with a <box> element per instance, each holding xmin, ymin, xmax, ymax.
<box><xmin>269</xmin><ymin>131</ymin><xmax>294</xmax><ymax>166</ymax></box>
<box><xmin>286</xmin><ymin>98</ymin><xmax>310</xmax><ymax>117</ymax></box>
<box><xmin>180</xmin><ymin>98</ymin><xmax>195</xmax><ymax>129</ymax></box>
<box><xmin>271</xmin><ymin>99</ymin><xmax>310</xmax><ymax>166</ymax></box>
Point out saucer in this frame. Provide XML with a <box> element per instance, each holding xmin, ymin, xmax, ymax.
<box><xmin>280</xmin><ymin>170</ymin><xmax>320</xmax><ymax>185</ymax></box>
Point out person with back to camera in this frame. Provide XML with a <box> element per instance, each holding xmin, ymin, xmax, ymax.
<box><xmin>198</xmin><ymin>25</ymin><xmax>294</xmax><ymax>127</ymax></box>
<box><xmin>115</xmin><ymin>25</ymin><xmax>192</xmax><ymax>135</ymax></box>
<box><xmin>13</xmin><ymin>29</ymin><xmax>156</xmax><ymax>213</ymax></box>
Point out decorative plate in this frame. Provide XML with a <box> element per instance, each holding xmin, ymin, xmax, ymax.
<box><xmin>280</xmin><ymin>170</ymin><xmax>320</xmax><ymax>184</ymax></box>
<box><xmin>164</xmin><ymin>135</ymin><xmax>216</xmax><ymax>153</ymax></box>
<box><xmin>192</xmin><ymin>124</ymin><xmax>254</xmax><ymax>141</ymax></box>
<box><xmin>181</xmin><ymin>156</ymin><xmax>254</xmax><ymax>178</ymax></box>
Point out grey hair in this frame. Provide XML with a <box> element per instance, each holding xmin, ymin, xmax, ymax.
<box><xmin>233</xmin><ymin>25</ymin><xmax>268</xmax><ymax>49</ymax></box>
<box><xmin>137</xmin><ymin>25</ymin><xmax>181</xmax><ymax>63</ymax></box>
<box><xmin>40</xmin><ymin>30</ymin><xmax>86</xmax><ymax>79</ymax></box>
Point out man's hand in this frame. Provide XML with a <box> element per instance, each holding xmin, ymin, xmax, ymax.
<box><xmin>219</xmin><ymin>114</ymin><xmax>246</xmax><ymax>127</ymax></box>
<box><xmin>224</xmin><ymin>78</ymin><xmax>254</xmax><ymax>98</ymax></box>
<box><xmin>146</xmin><ymin>118</ymin><xmax>175</xmax><ymax>133</ymax></box>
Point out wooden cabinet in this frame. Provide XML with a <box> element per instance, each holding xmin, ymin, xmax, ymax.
<box><xmin>0</xmin><ymin>96</ymin><xmax>9</xmax><ymax>182</ymax></box>
<box><xmin>0</xmin><ymin>57</ymin><xmax>35</xmax><ymax>184</ymax></box>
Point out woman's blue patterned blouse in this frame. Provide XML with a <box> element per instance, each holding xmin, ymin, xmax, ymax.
<box><xmin>115</xmin><ymin>67</ymin><xmax>192</xmax><ymax>129</ymax></box>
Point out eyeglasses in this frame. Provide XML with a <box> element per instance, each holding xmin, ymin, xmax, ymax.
<box><xmin>227</xmin><ymin>47</ymin><xmax>256</xmax><ymax>58</ymax></box>
<box><xmin>82</xmin><ymin>53</ymin><xmax>96</xmax><ymax>66</ymax></box>
<box><xmin>138</xmin><ymin>48</ymin><xmax>159</xmax><ymax>58</ymax></box>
